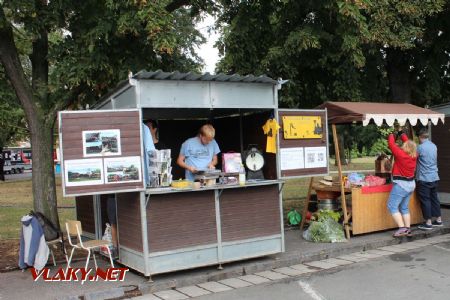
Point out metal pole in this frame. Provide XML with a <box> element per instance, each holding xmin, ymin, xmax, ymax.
<box><xmin>139</xmin><ymin>192</ymin><xmax>151</xmax><ymax>278</ymax></box>
<box><xmin>239</xmin><ymin>110</ymin><xmax>244</xmax><ymax>154</ymax></box>
<box><xmin>215</xmin><ymin>189</ymin><xmax>223</xmax><ymax>269</ymax></box>
<box><xmin>300</xmin><ymin>177</ymin><xmax>314</xmax><ymax>231</ymax></box>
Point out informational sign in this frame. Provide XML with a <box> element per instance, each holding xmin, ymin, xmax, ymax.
<box><xmin>280</xmin><ymin>147</ymin><xmax>304</xmax><ymax>170</ymax></box>
<box><xmin>278</xmin><ymin>109</ymin><xmax>328</xmax><ymax>178</ymax></box>
<box><xmin>282</xmin><ymin>116</ymin><xmax>323</xmax><ymax>139</ymax></box>
<box><xmin>304</xmin><ymin>147</ymin><xmax>327</xmax><ymax>168</ymax></box>
<box><xmin>59</xmin><ymin>109</ymin><xmax>144</xmax><ymax>197</ymax></box>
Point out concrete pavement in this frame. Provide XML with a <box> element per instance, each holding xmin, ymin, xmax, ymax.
<box><xmin>181</xmin><ymin>236</ymin><xmax>450</xmax><ymax>300</ymax></box>
<box><xmin>1</xmin><ymin>217</ymin><xmax>450</xmax><ymax>300</ymax></box>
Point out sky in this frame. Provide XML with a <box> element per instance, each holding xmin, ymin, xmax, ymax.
<box><xmin>196</xmin><ymin>14</ymin><xmax>220</xmax><ymax>74</ymax></box>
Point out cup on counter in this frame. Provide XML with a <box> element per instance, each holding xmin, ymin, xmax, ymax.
<box><xmin>193</xmin><ymin>182</ymin><xmax>201</xmax><ymax>189</ymax></box>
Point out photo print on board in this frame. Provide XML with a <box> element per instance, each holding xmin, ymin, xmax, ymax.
<box><xmin>82</xmin><ymin>129</ymin><xmax>122</xmax><ymax>157</ymax></box>
<box><xmin>64</xmin><ymin>159</ymin><xmax>104</xmax><ymax>187</ymax></box>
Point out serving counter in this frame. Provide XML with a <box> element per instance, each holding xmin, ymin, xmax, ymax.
<box><xmin>115</xmin><ymin>180</ymin><xmax>284</xmax><ymax>276</ymax></box>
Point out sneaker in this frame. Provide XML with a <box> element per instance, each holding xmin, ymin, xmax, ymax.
<box><xmin>418</xmin><ymin>223</ymin><xmax>433</xmax><ymax>231</ymax></box>
<box><xmin>432</xmin><ymin>220</ymin><xmax>443</xmax><ymax>227</ymax></box>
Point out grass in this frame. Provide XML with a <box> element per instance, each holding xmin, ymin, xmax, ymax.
<box><xmin>0</xmin><ymin>157</ymin><xmax>375</xmax><ymax>238</ymax></box>
<box><xmin>0</xmin><ymin>176</ymin><xmax>75</xmax><ymax>239</ymax></box>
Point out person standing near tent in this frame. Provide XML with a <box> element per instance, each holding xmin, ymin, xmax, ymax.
<box><xmin>387</xmin><ymin>129</ymin><xmax>418</xmax><ymax>237</ymax></box>
<box><xmin>416</xmin><ymin>128</ymin><xmax>443</xmax><ymax>230</ymax></box>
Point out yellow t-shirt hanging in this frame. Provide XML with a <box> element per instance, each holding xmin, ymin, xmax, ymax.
<box><xmin>262</xmin><ymin>118</ymin><xmax>281</xmax><ymax>154</ymax></box>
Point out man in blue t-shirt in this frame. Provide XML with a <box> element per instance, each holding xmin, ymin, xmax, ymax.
<box><xmin>177</xmin><ymin>124</ymin><xmax>221</xmax><ymax>181</ymax></box>
<box><xmin>416</xmin><ymin>128</ymin><xmax>443</xmax><ymax>230</ymax></box>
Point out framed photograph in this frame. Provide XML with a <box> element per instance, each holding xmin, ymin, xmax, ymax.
<box><xmin>64</xmin><ymin>159</ymin><xmax>104</xmax><ymax>187</ymax></box>
<box><xmin>82</xmin><ymin>129</ymin><xmax>121</xmax><ymax>157</ymax></box>
<box><xmin>104</xmin><ymin>156</ymin><xmax>142</xmax><ymax>184</ymax></box>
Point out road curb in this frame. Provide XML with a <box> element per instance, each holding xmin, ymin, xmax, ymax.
<box><xmin>79</xmin><ymin>227</ymin><xmax>450</xmax><ymax>299</ymax></box>
<box><xmin>132</xmin><ymin>227</ymin><xmax>450</xmax><ymax>297</ymax></box>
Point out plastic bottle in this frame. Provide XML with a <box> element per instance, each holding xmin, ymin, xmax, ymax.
<box><xmin>239</xmin><ymin>164</ymin><xmax>246</xmax><ymax>186</ymax></box>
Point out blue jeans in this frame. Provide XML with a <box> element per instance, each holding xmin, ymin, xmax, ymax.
<box><xmin>387</xmin><ymin>183</ymin><xmax>413</xmax><ymax>214</ymax></box>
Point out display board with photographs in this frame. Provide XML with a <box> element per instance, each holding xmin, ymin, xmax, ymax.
<box><xmin>59</xmin><ymin>109</ymin><xmax>145</xmax><ymax>197</ymax></box>
<box><xmin>82</xmin><ymin>129</ymin><xmax>121</xmax><ymax>157</ymax></box>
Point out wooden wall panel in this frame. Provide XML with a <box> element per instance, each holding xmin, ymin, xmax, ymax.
<box><xmin>351</xmin><ymin>189</ymin><xmax>422</xmax><ymax>235</ymax></box>
<box><xmin>75</xmin><ymin>196</ymin><xmax>95</xmax><ymax>234</ymax></box>
<box><xmin>147</xmin><ymin>191</ymin><xmax>217</xmax><ymax>253</ymax></box>
<box><xmin>60</xmin><ymin>110</ymin><xmax>144</xmax><ymax>196</ymax></box>
<box><xmin>220</xmin><ymin>185</ymin><xmax>281</xmax><ymax>242</ymax></box>
<box><xmin>117</xmin><ymin>192</ymin><xmax>143</xmax><ymax>252</ymax></box>
<box><xmin>433</xmin><ymin>117</ymin><xmax>450</xmax><ymax>192</ymax></box>
<box><xmin>278</xmin><ymin>110</ymin><xmax>328</xmax><ymax>177</ymax></box>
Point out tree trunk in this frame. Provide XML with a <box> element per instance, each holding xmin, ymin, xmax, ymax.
<box><xmin>386</xmin><ymin>48</ymin><xmax>412</xmax><ymax>103</ymax></box>
<box><xmin>0</xmin><ymin>146</ymin><xmax>4</xmax><ymax>181</ymax></box>
<box><xmin>1</xmin><ymin>6</ymin><xmax>60</xmax><ymax>228</ymax></box>
<box><xmin>31</xmin><ymin>119</ymin><xmax>59</xmax><ymax>227</ymax></box>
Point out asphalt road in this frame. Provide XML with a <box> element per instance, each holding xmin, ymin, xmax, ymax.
<box><xmin>198</xmin><ymin>241</ymin><xmax>450</xmax><ymax>300</ymax></box>
<box><xmin>3</xmin><ymin>171</ymin><xmax>32</xmax><ymax>181</ymax></box>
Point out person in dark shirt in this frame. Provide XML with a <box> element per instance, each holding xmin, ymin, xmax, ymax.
<box><xmin>145</xmin><ymin>119</ymin><xmax>167</xmax><ymax>150</ymax></box>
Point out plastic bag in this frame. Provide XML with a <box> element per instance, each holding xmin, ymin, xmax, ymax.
<box><xmin>100</xmin><ymin>223</ymin><xmax>113</xmax><ymax>255</ymax></box>
<box><xmin>364</xmin><ymin>175</ymin><xmax>386</xmax><ymax>187</ymax></box>
<box><xmin>302</xmin><ymin>217</ymin><xmax>346</xmax><ymax>243</ymax></box>
<box><xmin>348</xmin><ymin>172</ymin><xmax>365</xmax><ymax>186</ymax></box>
<box><xmin>287</xmin><ymin>209</ymin><xmax>302</xmax><ymax>226</ymax></box>
<box><xmin>102</xmin><ymin>223</ymin><xmax>112</xmax><ymax>242</ymax></box>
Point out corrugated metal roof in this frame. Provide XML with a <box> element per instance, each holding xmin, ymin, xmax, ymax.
<box><xmin>132</xmin><ymin>70</ymin><xmax>278</xmax><ymax>84</ymax></box>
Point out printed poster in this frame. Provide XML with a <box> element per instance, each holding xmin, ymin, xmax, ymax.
<box><xmin>280</xmin><ymin>147</ymin><xmax>305</xmax><ymax>170</ymax></box>
<box><xmin>282</xmin><ymin>116</ymin><xmax>323</xmax><ymax>139</ymax></box>
<box><xmin>304</xmin><ymin>147</ymin><xmax>327</xmax><ymax>168</ymax></box>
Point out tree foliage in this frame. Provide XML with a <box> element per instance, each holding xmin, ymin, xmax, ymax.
<box><xmin>0</xmin><ymin>0</ymin><xmax>205</xmax><ymax>226</ymax></box>
<box><xmin>215</xmin><ymin>0</ymin><xmax>450</xmax><ymax>107</ymax></box>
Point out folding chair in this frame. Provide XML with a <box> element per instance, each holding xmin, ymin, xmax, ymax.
<box><xmin>65</xmin><ymin>220</ymin><xmax>114</xmax><ymax>270</ymax></box>
<box><xmin>47</xmin><ymin>234</ymin><xmax>68</xmax><ymax>266</ymax></box>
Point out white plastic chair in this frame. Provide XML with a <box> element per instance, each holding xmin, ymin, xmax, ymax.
<box><xmin>65</xmin><ymin>220</ymin><xmax>114</xmax><ymax>270</ymax></box>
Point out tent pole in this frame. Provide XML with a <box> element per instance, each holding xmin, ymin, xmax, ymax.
<box><xmin>332</xmin><ymin>124</ymin><xmax>350</xmax><ymax>239</ymax></box>
<box><xmin>300</xmin><ymin>177</ymin><xmax>314</xmax><ymax>231</ymax></box>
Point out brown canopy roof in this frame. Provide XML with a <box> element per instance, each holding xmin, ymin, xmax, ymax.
<box><xmin>316</xmin><ymin>101</ymin><xmax>445</xmax><ymax>126</ymax></box>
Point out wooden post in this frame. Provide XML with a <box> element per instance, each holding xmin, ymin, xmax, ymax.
<box><xmin>300</xmin><ymin>177</ymin><xmax>314</xmax><ymax>231</ymax></box>
<box><xmin>332</xmin><ymin>124</ymin><xmax>351</xmax><ymax>239</ymax></box>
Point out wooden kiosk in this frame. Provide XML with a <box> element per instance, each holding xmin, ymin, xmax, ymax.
<box><xmin>59</xmin><ymin>70</ymin><xmax>330</xmax><ymax>277</ymax></box>
<box><xmin>302</xmin><ymin>102</ymin><xmax>445</xmax><ymax>238</ymax></box>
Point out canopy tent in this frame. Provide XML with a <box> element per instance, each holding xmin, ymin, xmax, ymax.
<box><xmin>301</xmin><ymin>101</ymin><xmax>445</xmax><ymax>239</ymax></box>
<box><xmin>316</xmin><ymin>102</ymin><xmax>445</xmax><ymax>126</ymax></box>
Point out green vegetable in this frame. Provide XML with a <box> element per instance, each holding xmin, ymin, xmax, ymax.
<box><xmin>316</xmin><ymin>209</ymin><xmax>341</xmax><ymax>222</ymax></box>
<box><xmin>287</xmin><ymin>209</ymin><xmax>302</xmax><ymax>225</ymax></box>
